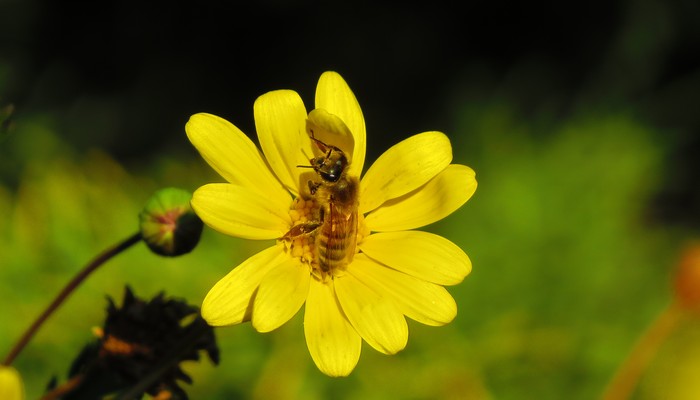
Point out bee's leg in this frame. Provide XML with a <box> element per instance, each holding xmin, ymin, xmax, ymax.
<box><xmin>308</xmin><ymin>131</ymin><xmax>328</xmax><ymax>152</ymax></box>
<box><xmin>281</xmin><ymin>206</ymin><xmax>324</xmax><ymax>241</ymax></box>
<box><xmin>309</xmin><ymin>133</ymin><xmax>340</xmax><ymax>155</ymax></box>
<box><xmin>281</xmin><ymin>221</ymin><xmax>322</xmax><ymax>241</ymax></box>
<box><xmin>308</xmin><ymin>180</ymin><xmax>321</xmax><ymax>195</ymax></box>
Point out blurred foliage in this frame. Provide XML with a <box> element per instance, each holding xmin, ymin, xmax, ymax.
<box><xmin>447</xmin><ymin>102</ymin><xmax>677</xmax><ymax>400</ymax></box>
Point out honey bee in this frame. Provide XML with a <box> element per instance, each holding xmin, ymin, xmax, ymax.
<box><xmin>283</xmin><ymin>133</ymin><xmax>360</xmax><ymax>276</ymax></box>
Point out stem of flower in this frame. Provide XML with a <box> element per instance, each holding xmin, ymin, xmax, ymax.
<box><xmin>601</xmin><ymin>302</ymin><xmax>684</xmax><ymax>400</ymax></box>
<box><xmin>2</xmin><ymin>232</ymin><xmax>142</xmax><ymax>366</ymax></box>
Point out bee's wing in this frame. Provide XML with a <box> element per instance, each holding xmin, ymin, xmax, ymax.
<box><xmin>327</xmin><ymin>201</ymin><xmax>358</xmax><ymax>265</ymax></box>
<box><xmin>306</xmin><ymin>108</ymin><xmax>355</xmax><ymax>162</ymax></box>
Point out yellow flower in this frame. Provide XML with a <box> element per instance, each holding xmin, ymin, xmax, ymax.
<box><xmin>187</xmin><ymin>71</ymin><xmax>477</xmax><ymax>376</ymax></box>
<box><xmin>0</xmin><ymin>366</ymin><xmax>24</xmax><ymax>400</ymax></box>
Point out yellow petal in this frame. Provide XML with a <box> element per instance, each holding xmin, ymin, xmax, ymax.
<box><xmin>306</xmin><ymin>108</ymin><xmax>355</xmax><ymax>163</ymax></box>
<box><xmin>185</xmin><ymin>113</ymin><xmax>288</xmax><ymax>197</ymax></box>
<box><xmin>252</xmin><ymin>258</ymin><xmax>310</xmax><ymax>333</ymax></box>
<box><xmin>192</xmin><ymin>183</ymin><xmax>291</xmax><ymax>240</ymax></box>
<box><xmin>304</xmin><ymin>280</ymin><xmax>361</xmax><ymax>377</ymax></box>
<box><xmin>359</xmin><ymin>231</ymin><xmax>471</xmax><ymax>285</ymax></box>
<box><xmin>254</xmin><ymin>90</ymin><xmax>313</xmax><ymax>195</ymax></box>
<box><xmin>360</xmin><ymin>131</ymin><xmax>452</xmax><ymax>214</ymax></box>
<box><xmin>365</xmin><ymin>164</ymin><xmax>477</xmax><ymax>231</ymax></box>
<box><xmin>202</xmin><ymin>245</ymin><xmax>287</xmax><ymax>326</ymax></box>
<box><xmin>315</xmin><ymin>71</ymin><xmax>366</xmax><ymax>176</ymax></box>
<box><xmin>350</xmin><ymin>254</ymin><xmax>457</xmax><ymax>326</ymax></box>
<box><xmin>0</xmin><ymin>366</ymin><xmax>24</xmax><ymax>400</ymax></box>
<box><xmin>335</xmin><ymin>272</ymin><xmax>408</xmax><ymax>355</ymax></box>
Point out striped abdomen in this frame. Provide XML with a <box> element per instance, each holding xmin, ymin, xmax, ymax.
<box><xmin>314</xmin><ymin>175</ymin><xmax>359</xmax><ymax>274</ymax></box>
<box><xmin>316</xmin><ymin>207</ymin><xmax>357</xmax><ymax>273</ymax></box>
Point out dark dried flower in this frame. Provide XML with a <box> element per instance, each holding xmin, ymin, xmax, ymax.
<box><xmin>48</xmin><ymin>286</ymin><xmax>219</xmax><ymax>399</ymax></box>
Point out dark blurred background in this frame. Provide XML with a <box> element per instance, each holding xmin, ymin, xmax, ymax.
<box><xmin>2</xmin><ymin>1</ymin><xmax>700</xmax><ymax>398</ymax></box>
<box><xmin>2</xmin><ymin>0</ymin><xmax>700</xmax><ymax>225</ymax></box>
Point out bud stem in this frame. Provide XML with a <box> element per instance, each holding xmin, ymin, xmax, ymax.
<box><xmin>601</xmin><ymin>302</ymin><xmax>684</xmax><ymax>400</ymax></box>
<box><xmin>2</xmin><ymin>232</ymin><xmax>142</xmax><ymax>366</ymax></box>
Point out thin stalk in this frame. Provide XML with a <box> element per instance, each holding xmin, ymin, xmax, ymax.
<box><xmin>2</xmin><ymin>232</ymin><xmax>142</xmax><ymax>366</ymax></box>
<box><xmin>601</xmin><ymin>302</ymin><xmax>684</xmax><ymax>400</ymax></box>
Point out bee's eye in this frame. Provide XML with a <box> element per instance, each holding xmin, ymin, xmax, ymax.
<box><xmin>320</xmin><ymin>160</ymin><xmax>343</xmax><ymax>182</ymax></box>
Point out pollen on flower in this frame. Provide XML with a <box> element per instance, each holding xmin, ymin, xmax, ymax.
<box><xmin>283</xmin><ymin>197</ymin><xmax>320</xmax><ymax>267</ymax></box>
<box><xmin>288</xmin><ymin>197</ymin><xmax>316</xmax><ymax>226</ymax></box>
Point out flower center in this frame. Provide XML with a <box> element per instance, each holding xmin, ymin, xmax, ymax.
<box><xmin>285</xmin><ymin>197</ymin><xmax>318</xmax><ymax>265</ymax></box>
<box><xmin>281</xmin><ymin>197</ymin><xmax>369</xmax><ymax>282</ymax></box>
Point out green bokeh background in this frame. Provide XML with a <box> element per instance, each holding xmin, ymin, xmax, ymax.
<box><xmin>2</xmin><ymin>1</ymin><xmax>700</xmax><ymax>399</ymax></box>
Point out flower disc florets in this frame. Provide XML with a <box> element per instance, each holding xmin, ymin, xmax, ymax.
<box><xmin>284</xmin><ymin>197</ymin><xmax>318</xmax><ymax>265</ymax></box>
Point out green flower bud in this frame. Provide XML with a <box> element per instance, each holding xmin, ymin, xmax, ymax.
<box><xmin>139</xmin><ymin>188</ymin><xmax>203</xmax><ymax>257</ymax></box>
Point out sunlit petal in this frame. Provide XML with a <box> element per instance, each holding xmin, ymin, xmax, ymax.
<box><xmin>255</xmin><ymin>90</ymin><xmax>312</xmax><ymax>195</ymax></box>
<box><xmin>360</xmin><ymin>131</ymin><xmax>452</xmax><ymax>214</ymax></box>
<box><xmin>315</xmin><ymin>71</ymin><xmax>366</xmax><ymax>176</ymax></box>
<box><xmin>365</xmin><ymin>164</ymin><xmax>477</xmax><ymax>231</ymax></box>
<box><xmin>186</xmin><ymin>113</ymin><xmax>287</xmax><ymax>197</ymax></box>
<box><xmin>202</xmin><ymin>245</ymin><xmax>287</xmax><ymax>326</ymax></box>
<box><xmin>351</xmin><ymin>254</ymin><xmax>458</xmax><ymax>326</ymax></box>
<box><xmin>304</xmin><ymin>280</ymin><xmax>361</xmax><ymax>377</ymax></box>
<box><xmin>192</xmin><ymin>183</ymin><xmax>291</xmax><ymax>240</ymax></box>
<box><xmin>359</xmin><ymin>231</ymin><xmax>471</xmax><ymax>285</ymax></box>
<box><xmin>252</xmin><ymin>258</ymin><xmax>310</xmax><ymax>333</ymax></box>
<box><xmin>336</xmin><ymin>273</ymin><xmax>408</xmax><ymax>354</ymax></box>
<box><xmin>306</xmin><ymin>108</ymin><xmax>355</xmax><ymax>163</ymax></box>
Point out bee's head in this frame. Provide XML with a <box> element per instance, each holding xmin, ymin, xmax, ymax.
<box><xmin>311</xmin><ymin>149</ymin><xmax>348</xmax><ymax>183</ymax></box>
